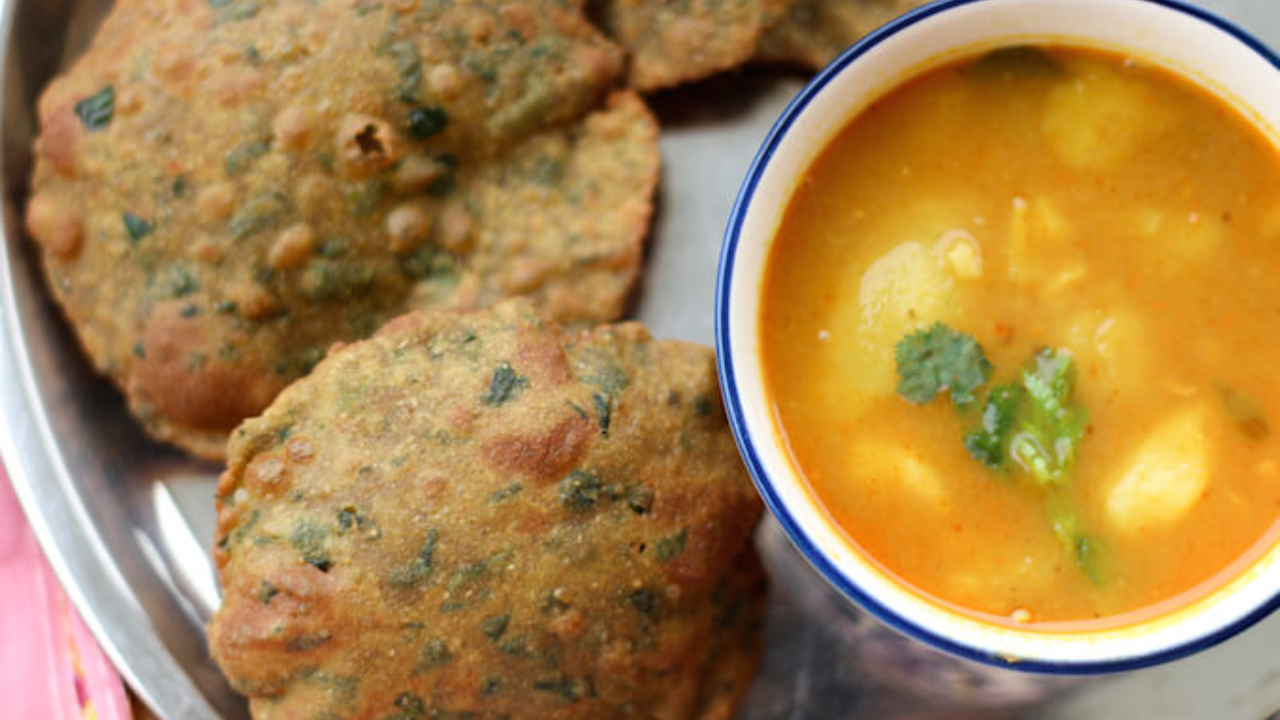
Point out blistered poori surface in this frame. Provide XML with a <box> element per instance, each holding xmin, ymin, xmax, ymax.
<box><xmin>26</xmin><ymin>0</ymin><xmax>657</xmax><ymax>458</ymax></box>
<box><xmin>208</xmin><ymin>299</ymin><xmax>764</xmax><ymax>720</ymax></box>
<box><xmin>754</xmin><ymin>0</ymin><xmax>928</xmax><ymax>70</ymax></box>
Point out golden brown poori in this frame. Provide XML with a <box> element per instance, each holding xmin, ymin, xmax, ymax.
<box><xmin>208</xmin><ymin>299</ymin><xmax>764</xmax><ymax>720</ymax></box>
<box><xmin>26</xmin><ymin>0</ymin><xmax>657</xmax><ymax>459</ymax></box>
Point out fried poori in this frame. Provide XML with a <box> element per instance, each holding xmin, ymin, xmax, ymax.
<box><xmin>208</xmin><ymin>299</ymin><xmax>764</xmax><ymax>720</ymax></box>
<box><xmin>588</xmin><ymin>0</ymin><xmax>797</xmax><ymax>91</ymax></box>
<box><xmin>26</xmin><ymin>0</ymin><xmax>658</xmax><ymax>459</ymax></box>
<box><xmin>754</xmin><ymin>0</ymin><xmax>928</xmax><ymax>70</ymax></box>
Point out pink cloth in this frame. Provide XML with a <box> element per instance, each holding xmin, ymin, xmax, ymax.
<box><xmin>0</xmin><ymin>467</ymin><xmax>131</xmax><ymax>720</ymax></box>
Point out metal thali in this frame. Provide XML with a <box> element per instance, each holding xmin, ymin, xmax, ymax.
<box><xmin>2</xmin><ymin>0</ymin><xmax>1280</xmax><ymax>717</ymax></box>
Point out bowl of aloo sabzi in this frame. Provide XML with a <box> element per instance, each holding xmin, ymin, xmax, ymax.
<box><xmin>718</xmin><ymin>0</ymin><xmax>1280</xmax><ymax>672</ymax></box>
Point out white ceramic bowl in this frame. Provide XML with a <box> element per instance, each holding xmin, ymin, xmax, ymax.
<box><xmin>716</xmin><ymin>0</ymin><xmax>1280</xmax><ymax>673</ymax></box>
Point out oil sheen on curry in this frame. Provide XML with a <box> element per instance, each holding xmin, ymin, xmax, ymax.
<box><xmin>761</xmin><ymin>46</ymin><xmax>1280</xmax><ymax>628</ymax></box>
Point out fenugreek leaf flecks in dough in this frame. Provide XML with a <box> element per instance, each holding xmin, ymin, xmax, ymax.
<box><xmin>209</xmin><ymin>300</ymin><xmax>765</xmax><ymax>720</ymax></box>
<box><xmin>26</xmin><ymin>0</ymin><xmax>658</xmax><ymax>459</ymax></box>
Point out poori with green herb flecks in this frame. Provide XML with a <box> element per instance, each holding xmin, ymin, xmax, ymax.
<box><xmin>208</xmin><ymin>299</ymin><xmax>765</xmax><ymax>720</ymax></box>
<box><xmin>25</xmin><ymin>0</ymin><xmax>657</xmax><ymax>460</ymax></box>
<box><xmin>754</xmin><ymin>0</ymin><xmax>928</xmax><ymax>71</ymax></box>
<box><xmin>588</xmin><ymin>0</ymin><xmax>798</xmax><ymax>91</ymax></box>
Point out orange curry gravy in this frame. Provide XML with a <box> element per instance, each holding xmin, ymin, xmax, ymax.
<box><xmin>760</xmin><ymin>46</ymin><xmax>1280</xmax><ymax>628</ymax></box>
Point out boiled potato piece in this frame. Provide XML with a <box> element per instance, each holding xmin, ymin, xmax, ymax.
<box><xmin>822</xmin><ymin>198</ymin><xmax>970</xmax><ymax>394</ymax></box>
<box><xmin>841</xmin><ymin>240</ymin><xmax>955</xmax><ymax>392</ymax></box>
<box><xmin>1008</xmin><ymin>196</ymin><xmax>1073</xmax><ymax>285</ymax></box>
<box><xmin>814</xmin><ymin>198</ymin><xmax>972</xmax><ymax>394</ymax></box>
<box><xmin>1043</xmin><ymin>263</ymin><xmax>1088</xmax><ymax>295</ymax></box>
<box><xmin>1105</xmin><ymin>403</ymin><xmax>1212</xmax><ymax>533</ymax></box>
<box><xmin>1042</xmin><ymin>59</ymin><xmax>1170</xmax><ymax>171</ymax></box>
<box><xmin>941</xmin><ymin>230</ymin><xmax>983</xmax><ymax>279</ymax></box>
<box><xmin>1060</xmin><ymin>305</ymin><xmax>1151</xmax><ymax>392</ymax></box>
<box><xmin>839</xmin><ymin>197</ymin><xmax>967</xmax><ymax>386</ymax></box>
<box><xmin>1031</xmin><ymin>196</ymin><xmax>1069</xmax><ymax>239</ymax></box>
<box><xmin>848</xmin><ymin>438</ymin><xmax>947</xmax><ymax>505</ymax></box>
<box><xmin>857</xmin><ymin>241</ymin><xmax>951</xmax><ymax>322</ymax></box>
<box><xmin>1133</xmin><ymin>207</ymin><xmax>1227</xmax><ymax>265</ymax></box>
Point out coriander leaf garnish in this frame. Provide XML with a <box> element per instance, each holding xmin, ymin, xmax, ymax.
<box><xmin>74</xmin><ymin>86</ymin><xmax>115</xmax><ymax>131</ymax></box>
<box><xmin>895</xmin><ymin>322</ymin><xmax>992</xmax><ymax>406</ymax></box>
<box><xmin>963</xmin><ymin>384</ymin><xmax>1022</xmax><ymax>468</ymax></box>
<box><xmin>953</xmin><ymin>347</ymin><xmax>1087</xmax><ymax>483</ymax></box>
<box><xmin>895</xmin><ymin>326</ymin><xmax>1095</xmax><ymax>581</ymax></box>
<box><xmin>960</xmin><ymin>348</ymin><xmax>1088</xmax><ymax>484</ymax></box>
<box><xmin>1009</xmin><ymin>348</ymin><xmax>1087</xmax><ymax>484</ymax></box>
<box><xmin>1050</xmin><ymin>506</ymin><xmax>1103</xmax><ymax>584</ymax></box>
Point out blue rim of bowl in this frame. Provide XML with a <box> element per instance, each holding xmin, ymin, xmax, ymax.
<box><xmin>715</xmin><ymin>0</ymin><xmax>1280</xmax><ymax>675</ymax></box>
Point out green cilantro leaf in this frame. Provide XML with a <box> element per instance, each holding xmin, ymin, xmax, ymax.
<box><xmin>1050</xmin><ymin>506</ymin><xmax>1102</xmax><ymax>584</ymax></box>
<box><xmin>963</xmin><ymin>383</ymin><xmax>1023</xmax><ymax>468</ymax></box>
<box><xmin>895</xmin><ymin>322</ymin><xmax>992</xmax><ymax>406</ymax></box>
<box><xmin>1009</xmin><ymin>348</ymin><xmax>1087</xmax><ymax>484</ymax></box>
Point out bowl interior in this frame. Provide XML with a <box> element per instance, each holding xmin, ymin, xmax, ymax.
<box><xmin>719</xmin><ymin>0</ymin><xmax>1280</xmax><ymax>671</ymax></box>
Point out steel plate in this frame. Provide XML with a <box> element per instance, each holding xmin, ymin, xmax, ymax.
<box><xmin>2</xmin><ymin>0</ymin><xmax>1280</xmax><ymax>718</ymax></box>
